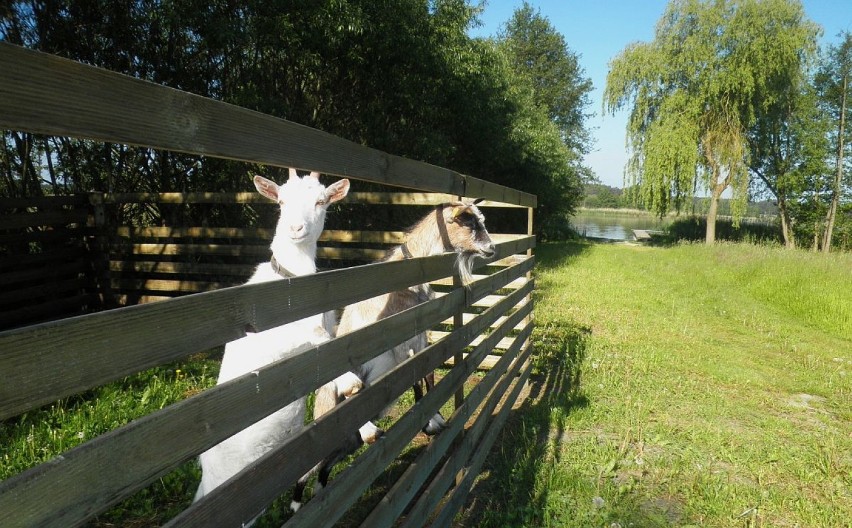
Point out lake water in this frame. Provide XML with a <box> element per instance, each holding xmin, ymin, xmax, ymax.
<box><xmin>570</xmin><ymin>210</ymin><xmax>671</xmax><ymax>241</ymax></box>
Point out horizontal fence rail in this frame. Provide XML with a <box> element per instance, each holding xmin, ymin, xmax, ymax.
<box><xmin>0</xmin><ymin>42</ymin><xmax>537</xmax><ymax>528</ymax></box>
<box><xmin>0</xmin><ymin>42</ymin><xmax>535</xmax><ymax>208</ymax></box>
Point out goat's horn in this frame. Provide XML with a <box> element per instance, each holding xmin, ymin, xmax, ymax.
<box><xmin>473</xmin><ymin>198</ymin><xmax>485</xmax><ymax>205</ymax></box>
<box><xmin>309</xmin><ymin>171</ymin><xmax>321</xmax><ymax>180</ymax></box>
<box><xmin>449</xmin><ymin>204</ymin><xmax>469</xmax><ymax>221</ymax></box>
<box><xmin>288</xmin><ymin>168</ymin><xmax>298</xmax><ymax>181</ymax></box>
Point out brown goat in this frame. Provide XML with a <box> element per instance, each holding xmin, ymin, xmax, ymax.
<box><xmin>291</xmin><ymin>201</ymin><xmax>495</xmax><ymax>510</ymax></box>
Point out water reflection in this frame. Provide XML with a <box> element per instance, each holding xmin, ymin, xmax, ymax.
<box><xmin>570</xmin><ymin>210</ymin><xmax>671</xmax><ymax>241</ymax></box>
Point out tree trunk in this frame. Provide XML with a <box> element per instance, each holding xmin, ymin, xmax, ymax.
<box><xmin>813</xmin><ymin>220</ymin><xmax>821</xmax><ymax>251</ymax></box>
<box><xmin>778</xmin><ymin>195</ymin><xmax>796</xmax><ymax>249</ymax></box>
<box><xmin>822</xmin><ymin>72</ymin><xmax>847</xmax><ymax>253</ymax></box>
<box><xmin>706</xmin><ymin>187</ymin><xmax>722</xmax><ymax>244</ymax></box>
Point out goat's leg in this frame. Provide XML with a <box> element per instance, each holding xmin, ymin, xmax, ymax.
<box><xmin>291</xmin><ymin>467</ymin><xmax>316</xmax><ymax>512</ymax></box>
<box><xmin>414</xmin><ymin>373</ymin><xmax>447</xmax><ymax>435</ymax></box>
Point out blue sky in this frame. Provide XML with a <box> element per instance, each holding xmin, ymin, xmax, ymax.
<box><xmin>469</xmin><ymin>1</ymin><xmax>852</xmax><ymax>188</ymax></box>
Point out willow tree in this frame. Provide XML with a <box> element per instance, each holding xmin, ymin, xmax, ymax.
<box><xmin>604</xmin><ymin>0</ymin><xmax>819</xmax><ymax>243</ymax></box>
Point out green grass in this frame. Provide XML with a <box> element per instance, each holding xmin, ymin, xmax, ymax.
<box><xmin>459</xmin><ymin>241</ymin><xmax>851</xmax><ymax>528</ymax></box>
<box><xmin>0</xmin><ymin>353</ymin><xmax>220</xmax><ymax>525</ymax></box>
<box><xmin>3</xmin><ymin>241</ymin><xmax>850</xmax><ymax>527</ymax></box>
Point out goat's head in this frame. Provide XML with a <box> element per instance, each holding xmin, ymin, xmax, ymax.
<box><xmin>254</xmin><ymin>169</ymin><xmax>350</xmax><ymax>246</ymax></box>
<box><xmin>441</xmin><ymin>201</ymin><xmax>495</xmax><ymax>285</ymax></box>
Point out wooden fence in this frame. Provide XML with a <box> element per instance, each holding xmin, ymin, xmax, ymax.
<box><xmin>0</xmin><ymin>194</ymin><xmax>102</xmax><ymax>329</ymax></box>
<box><xmin>0</xmin><ymin>42</ymin><xmax>536</xmax><ymax>527</ymax></box>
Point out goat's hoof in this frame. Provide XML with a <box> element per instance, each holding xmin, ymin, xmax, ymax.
<box><xmin>423</xmin><ymin>414</ymin><xmax>448</xmax><ymax>436</ymax></box>
<box><xmin>359</xmin><ymin>422</ymin><xmax>385</xmax><ymax>444</ymax></box>
<box><xmin>335</xmin><ymin>372</ymin><xmax>363</xmax><ymax>398</ymax></box>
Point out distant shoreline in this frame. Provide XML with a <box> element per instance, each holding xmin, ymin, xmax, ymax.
<box><xmin>575</xmin><ymin>207</ymin><xmax>778</xmax><ymax>224</ymax></box>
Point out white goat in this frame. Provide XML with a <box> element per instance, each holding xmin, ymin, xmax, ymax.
<box><xmin>194</xmin><ymin>169</ymin><xmax>350</xmax><ymax>514</ymax></box>
<box><xmin>294</xmin><ymin>201</ymin><xmax>495</xmax><ymax>507</ymax></box>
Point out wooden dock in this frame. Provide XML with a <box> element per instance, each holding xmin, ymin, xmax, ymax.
<box><xmin>632</xmin><ymin>229</ymin><xmax>665</xmax><ymax>241</ymax></box>
<box><xmin>633</xmin><ymin>229</ymin><xmax>652</xmax><ymax>241</ymax></box>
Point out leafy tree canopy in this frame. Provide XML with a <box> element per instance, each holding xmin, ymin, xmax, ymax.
<box><xmin>1</xmin><ymin>0</ymin><xmax>593</xmax><ymax>235</ymax></box>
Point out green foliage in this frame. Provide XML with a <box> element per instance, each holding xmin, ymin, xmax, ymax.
<box><xmin>499</xmin><ymin>2</ymin><xmax>593</xmax><ymax>155</ymax></box>
<box><xmin>0</xmin><ymin>0</ymin><xmax>593</xmax><ymax>233</ymax></box>
<box><xmin>813</xmin><ymin>31</ymin><xmax>852</xmax><ymax>252</ymax></box>
<box><xmin>605</xmin><ymin>0</ymin><xmax>820</xmax><ymax>241</ymax></box>
<box><xmin>666</xmin><ymin>216</ymin><xmax>782</xmax><ymax>245</ymax></box>
<box><xmin>581</xmin><ymin>183</ymin><xmax>623</xmax><ymax>209</ymax></box>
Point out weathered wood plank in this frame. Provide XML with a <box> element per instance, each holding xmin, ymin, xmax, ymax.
<box><xmin>429</xmin><ymin>321</ymin><xmax>526</xmax><ymax>350</ymax></box>
<box><xmin>112</xmin><ymin>226</ymin><xmax>404</xmax><ymax>245</ymax></box>
<box><xmin>0</xmin><ymin>294</ymin><xmax>94</xmax><ymax>330</ymax></box>
<box><xmin>110</xmin><ymin>242</ymin><xmax>268</xmax><ymax>257</ymax></box>
<box><xmin>289</xmin><ymin>308</ymin><xmax>535</xmax><ymax>528</ymax></box>
<box><xmin>402</xmin><ymin>346</ymin><xmax>534</xmax><ymax>528</ymax></box>
<box><xmin>102</xmin><ymin>191</ymin><xmax>528</xmax><ymax>207</ymax></box>
<box><xmin>0</xmin><ymin>276</ymin><xmax>86</xmax><ymax>305</ymax></box>
<box><xmin>0</xmin><ymin>238</ymin><xmax>528</xmax><ymax>420</ymax></box>
<box><xmin>0</xmin><ymin>258</ymin><xmax>86</xmax><ymax>287</ymax></box>
<box><xmin>104</xmin><ymin>192</ymin><xmax>264</xmax><ymax>204</ymax></box>
<box><xmin>0</xmin><ymin>43</ymin><xmax>534</xmax><ymax>206</ymax></box>
<box><xmin>0</xmin><ymin>290</ymin><xmax>459</xmax><ymax>528</ymax></box>
<box><xmin>108</xmin><ymin>242</ymin><xmax>386</xmax><ymax>261</ymax></box>
<box><xmin>0</xmin><ymin>195</ymin><xmax>89</xmax><ymax>208</ymax></box>
<box><xmin>363</xmin><ymin>322</ymin><xmax>534</xmax><ymax>527</ymax></box>
<box><xmin>169</xmin><ymin>277</ymin><xmax>534</xmax><ymax>528</ymax></box>
<box><xmin>109</xmin><ymin>278</ymin><xmax>238</xmax><ymax>293</ymax></box>
<box><xmin>0</xmin><ymin>208</ymin><xmax>90</xmax><ymax>230</ymax></box>
<box><xmin>108</xmin><ymin>260</ymin><xmax>256</xmax><ymax>276</ymax></box>
<box><xmin>0</xmin><ymin>261</ymin><xmax>532</xmax><ymax>528</ymax></box>
<box><xmin>113</xmin><ymin>226</ymin><xmax>273</xmax><ymax>239</ymax></box>
<box><xmin>427</xmin><ymin>355</ymin><xmax>534</xmax><ymax>528</ymax></box>
<box><xmin>0</xmin><ymin>226</ymin><xmax>93</xmax><ymax>245</ymax></box>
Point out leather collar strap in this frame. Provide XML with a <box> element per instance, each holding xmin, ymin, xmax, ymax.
<box><xmin>270</xmin><ymin>256</ymin><xmax>296</xmax><ymax>278</ymax></box>
<box><xmin>400</xmin><ymin>243</ymin><xmax>414</xmax><ymax>259</ymax></box>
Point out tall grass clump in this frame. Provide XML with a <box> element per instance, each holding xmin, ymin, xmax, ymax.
<box><xmin>666</xmin><ymin>216</ymin><xmax>781</xmax><ymax>245</ymax></box>
<box><xmin>460</xmin><ymin>240</ymin><xmax>851</xmax><ymax>528</ymax></box>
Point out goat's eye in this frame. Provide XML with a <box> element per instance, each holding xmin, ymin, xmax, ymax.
<box><xmin>316</xmin><ymin>198</ymin><xmax>327</xmax><ymax>206</ymax></box>
<box><xmin>458</xmin><ymin>213</ymin><xmax>477</xmax><ymax>228</ymax></box>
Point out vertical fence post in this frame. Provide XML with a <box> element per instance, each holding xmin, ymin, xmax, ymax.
<box><xmin>525</xmin><ymin>204</ymin><xmax>534</xmax><ymax>353</ymax></box>
<box><xmin>453</xmin><ymin>194</ymin><xmax>466</xmax><ymax>410</ymax></box>
<box><xmin>87</xmin><ymin>192</ymin><xmax>114</xmax><ymax>310</ymax></box>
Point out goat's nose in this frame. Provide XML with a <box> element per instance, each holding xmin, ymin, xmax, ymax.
<box><xmin>290</xmin><ymin>224</ymin><xmax>305</xmax><ymax>235</ymax></box>
<box><xmin>483</xmin><ymin>243</ymin><xmax>495</xmax><ymax>257</ymax></box>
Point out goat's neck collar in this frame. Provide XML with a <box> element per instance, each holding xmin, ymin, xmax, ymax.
<box><xmin>395</xmin><ymin>208</ymin><xmax>452</xmax><ymax>260</ymax></box>
<box><xmin>270</xmin><ymin>255</ymin><xmax>297</xmax><ymax>278</ymax></box>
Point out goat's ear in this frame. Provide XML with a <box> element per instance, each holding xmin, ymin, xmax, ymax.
<box><xmin>325</xmin><ymin>179</ymin><xmax>350</xmax><ymax>204</ymax></box>
<box><xmin>448</xmin><ymin>204</ymin><xmax>472</xmax><ymax>223</ymax></box>
<box><xmin>253</xmin><ymin>175</ymin><xmax>279</xmax><ymax>202</ymax></box>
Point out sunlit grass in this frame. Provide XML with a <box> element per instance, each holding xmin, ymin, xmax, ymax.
<box><xmin>460</xmin><ymin>241</ymin><xmax>851</xmax><ymax>527</ymax></box>
<box><xmin>0</xmin><ymin>353</ymin><xmax>220</xmax><ymax>525</ymax></box>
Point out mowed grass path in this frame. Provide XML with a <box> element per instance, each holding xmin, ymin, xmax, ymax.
<box><xmin>460</xmin><ymin>241</ymin><xmax>851</xmax><ymax>527</ymax></box>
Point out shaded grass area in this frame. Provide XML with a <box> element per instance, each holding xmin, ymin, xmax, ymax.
<box><xmin>458</xmin><ymin>241</ymin><xmax>851</xmax><ymax>527</ymax></box>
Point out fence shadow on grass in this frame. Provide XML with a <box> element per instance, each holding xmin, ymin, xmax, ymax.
<box><xmin>455</xmin><ymin>318</ymin><xmax>590</xmax><ymax>527</ymax></box>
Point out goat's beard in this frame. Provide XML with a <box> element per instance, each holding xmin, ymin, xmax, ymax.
<box><xmin>456</xmin><ymin>252</ymin><xmax>479</xmax><ymax>286</ymax></box>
